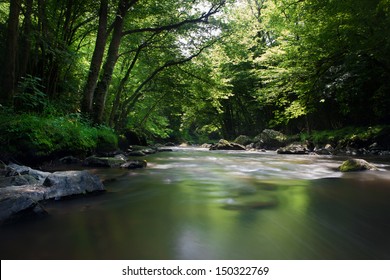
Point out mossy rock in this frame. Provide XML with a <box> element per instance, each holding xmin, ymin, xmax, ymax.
<box><xmin>83</xmin><ymin>156</ymin><xmax>126</xmax><ymax>168</ymax></box>
<box><xmin>339</xmin><ymin>159</ymin><xmax>378</xmax><ymax>172</ymax></box>
<box><xmin>234</xmin><ymin>135</ymin><xmax>253</xmax><ymax>146</ymax></box>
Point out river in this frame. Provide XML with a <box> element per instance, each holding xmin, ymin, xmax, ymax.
<box><xmin>1</xmin><ymin>147</ymin><xmax>390</xmax><ymax>259</ymax></box>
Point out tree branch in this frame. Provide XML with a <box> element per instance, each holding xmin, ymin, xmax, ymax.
<box><xmin>121</xmin><ymin>0</ymin><xmax>226</xmax><ymax>36</ymax></box>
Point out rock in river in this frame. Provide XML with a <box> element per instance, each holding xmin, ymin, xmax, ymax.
<box><xmin>339</xmin><ymin>159</ymin><xmax>378</xmax><ymax>172</ymax></box>
<box><xmin>0</xmin><ymin>164</ymin><xmax>105</xmax><ymax>225</ymax></box>
<box><xmin>0</xmin><ymin>195</ymin><xmax>47</xmax><ymax>225</ymax></box>
<box><xmin>83</xmin><ymin>156</ymin><xmax>127</xmax><ymax>167</ymax></box>
<box><xmin>210</xmin><ymin>139</ymin><xmax>246</xmax><ymax>151</ymax></box>
<box><xmin>277</xmin><ymin>143</ymin><xmax>309</xmax><ymax>154</ymax></box>
<box><xmin>120</xmin><ymin>160</ymin><xmax>147</xmax><ymax>169</ymax></box>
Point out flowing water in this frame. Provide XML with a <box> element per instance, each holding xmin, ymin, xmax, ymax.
<box><xmin>1</xmin><ymin>148</ymin><xmax>390</xmax><ymax>259</ymax></box>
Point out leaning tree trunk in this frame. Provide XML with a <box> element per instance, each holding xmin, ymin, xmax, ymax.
<box><xmin>81</xmin><ymin>0</ymin><xmax>108</xmax><ymax>116</ymax></box>
<box><xmin>1</xmin><ymin>0</ymin><xmax>21</xmax><ymax>105</ymax></box>
<box><xmin>93</xmin><ymin>0</ymin><xmax>130</xmax><ymax>124</ymax></box>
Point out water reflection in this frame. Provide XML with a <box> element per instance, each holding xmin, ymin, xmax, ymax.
<box><xmin>1</xmin><ymin>148</ymin><xmax>390</xmax><ymax>259</ymax></box>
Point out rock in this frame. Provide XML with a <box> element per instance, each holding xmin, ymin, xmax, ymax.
<box><xmin>120</xmin><ymin>160</ymin><xmax>147</xmax><ymax>169</ymax></box>
<box><xmin>234</xmin><ymin>135</ymin><xmax>253</xmax><ymax>146</ymax></box>
<box><xmin>200</xmin><ymin>143</ymin><xmax>212</xmax><ymax>148</ymax></box>
<box><xmin>179</xmin><ymin>143</ymin><xmax>189</xmax><ymax>147</ymax></box>
<box><xmin>142</xmin><ymin>149</ymin><xmax>157</xmax><ymax>155</ymax></box>
<box><xmin>0</xmin><ymin>174</ymin><xmax>39</xmax><ymax>188</ymax></box>
<box><xmin>6</xmin><ymin>163</ymin><xmax>50</xmax><ymax>182</ymax></box>
<box><xmin>127</xmin><ymin>151</ymin><xmax>146</xmax><ymax>156</ymax></box>
<box><xmin>315</xmin><ymin>144</ymin><xmax>334</xmax><ymax>155</ymax></box>
<box><xmin>339</xmin><ymin>159</ymin><xmax>378</xmax><ymax>172</ymax></box>
<box><xmin>209</xmin><ymin>139</ymin><xmax>246</xmax><ymax>151</ymax></box>
<box><xmin>114</xmin><ymin>154</ymin><xmax>128</xmax><ymax>161</ymax></box>
<box><xmin>0</xmin><ymin>196</ymin><xmax>47</xmax><ymax>225</ymax></box>
<box><xmin>0</xmin><ymin>166</ymin><xmax>104</xmax><ymax>225</ymax></box>
<box><xmin>42</xmin><ymin>171</ymin><xmax>105</xmax><ymax>199</ymax></box>
<box><xmin>59</xmin><ymin>156</ymin><xmax>82</xmax><ymax>164</ymax></box>
<box><xmin>164</xmin><ymin>142</ymin><xmax>176</xmax><ymax>147</ymax></box>
<box><xmin>277</xmin><ymin>143</ymin><xmax>308</xmax><ymax>154</ymax></box>
<box><xmin>83</xmin><ymin>156</ymin><xmax>126</xmax><ymax>167</ymax></box>
<box><xmin>253</xmin><ymin>129</ymin><xmax>287</xmax><ymax>150</ymax></box>
<box><xmin>157</xmin><ymin>148</ymin><xmax>173</xmax><ymax>152</ymax></box>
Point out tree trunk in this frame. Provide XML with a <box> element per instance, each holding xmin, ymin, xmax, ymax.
<box><xmin>81</xmin><ymin>0</ymin><xmax>108</xmax><ymax>115</ymax></box>
<box><xmin>1</xmin><ymin>0</ymin><xmax>21</xmax><ymax>105</ymax></box>
<box><xmin>93</xmin><ymin>0</ymin><xmax>130</xmax><ymax>124</ymax></box>
<box><xmin>109</xmin><ymin>45</ymin><xmax>143</xmax><ymax>127</ymax></box>
<box><xmin>19</xmin><ymin>0</ymin><xmax>33</xmax><ymax>80</ymax></box>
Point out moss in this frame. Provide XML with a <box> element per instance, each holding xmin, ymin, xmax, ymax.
<box><xmin>339</xmin><ymin>159</ymin><xmax>378</xmax><ymax>172</ymax></box>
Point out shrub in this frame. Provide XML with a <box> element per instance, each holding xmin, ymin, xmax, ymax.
<box><xmin>0</xmin><ymin>112</ymin><xmax>118</xmax><ymax>162</ymax></box>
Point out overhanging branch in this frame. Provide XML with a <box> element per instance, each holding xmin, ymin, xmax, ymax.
<box><xmin>121</xmin><ymin>0</ymin><xmax>226</xmax><ymax>36</ymax></box>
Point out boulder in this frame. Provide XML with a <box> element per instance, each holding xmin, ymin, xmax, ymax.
<box><xmin>0</xmin><ymin>174</ymin><xmax>39</xmax><ymax>188</ymax></box>
<box><xmin>233</xmin><ymin>135</ymin><xmax>253</xmax><ymax>146</ymax></box>
<box><xmin>120</xmin><ymin>160</ymin><xmax>147</xmax><ymax>169</ymax></box>
<box><xmin>0</xmin><ymin>165</ymin><xmax>104</xmax><ymax>225</ymax></box>
<box><xmin>339</xmin><ymin>159</ymin><xmax>378</xmax><ymax>172</ymax></box>
<box><xmin>6</xmin><ymin>163</ymin><xmax>50</xmax><ymax>182</ymax></box>
<box><xmin>277</xmin><ymin>143</ymin><xmax>308</xmax><ymax>154</ymax></box>
<box><xmin>0</xmin><ymin>195</ymin><xmax>47</xmax><ymax>225</ymax></box>
<box><xmin>59</xmin><ymin>156</ymin><xmax>82</xmax><ymax>164</ymax></box>
<box><xmin>83</xmin><ymin>156</ymin><xmax>126</xmax><ymax>167</ymax></box>
<box><xmin>200</xmin><ymin>143</ymin><xmax>212</xmax><ymax>148</ymax></box>
<box><xmin>253</xmin><ymin>129</ymin><xmax>287</xmax><ymax>150</ymax></box>
<box><xmin>315</xmin><ymin>144</ymin><xmax>334</xmax><ymax>155</ymax></box>
<box><xmin>42</xmin><ymin>170</ymin><xmax>105</xmax><ymax>199</ymax></box>
<box><xmin>114</xmin><ymin>154</ymin><xmax>128</xmax><ymax>161</ymax></box>
<box><xmin>127</xmin><ymin>151</ymin><xmax>146</xmax><ymax>156</ymax></box>
<box><xmin>209</xmin><ymin>139</ymin><xmax>246</xmax><ymax>151</ymax></box>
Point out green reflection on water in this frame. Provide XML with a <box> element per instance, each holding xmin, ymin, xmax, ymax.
<box><xmin>1</xmin><ymin>149</ymin><xmax>390</xmax><ymax>260</ymax></box>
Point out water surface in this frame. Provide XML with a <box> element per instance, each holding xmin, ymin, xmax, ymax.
<box><xmin>1</xmin><ymin>148</ymin><xmax>390</xmax><ymax>259</ymax></box>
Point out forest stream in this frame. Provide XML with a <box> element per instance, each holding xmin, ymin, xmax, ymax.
<box><xmin>1</xmin><ymin>147</ymin><xmax>390</xmax><ymax>260</ymax></box>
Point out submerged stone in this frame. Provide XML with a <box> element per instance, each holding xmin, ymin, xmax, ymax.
<box><xmin>222</xmin><ymin>197</ymin><xmax>278</xmax><ymax>211</ymax></box>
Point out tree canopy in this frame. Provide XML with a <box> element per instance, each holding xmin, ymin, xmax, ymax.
<box><xmin>1</xmin><ymin>0</ymin><xmax>389</xmax><ymax>144</ymax></box>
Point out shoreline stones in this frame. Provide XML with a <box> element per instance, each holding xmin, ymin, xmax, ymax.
<box><xmin>0</xmin><ymin>164</ymin><xmax>105</xmax><ymax>225</ymax></box>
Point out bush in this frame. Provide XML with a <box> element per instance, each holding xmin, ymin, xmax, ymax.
<box><xmin>95</xmin><ymin>126</ymin><xmax>118</xmax><ymax>153</ymax></box>
<box><xmin>0</xmin><ymin>112</ymin><xmax>118</xmax><ymax>162</ymax></box>
<box><xmin>299</xmin><ymin>126</ymin><xmax>390</xmax><ymax>147</ymax></box>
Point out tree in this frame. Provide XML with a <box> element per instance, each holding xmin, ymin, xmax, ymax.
<box><xmin>81</xmin><ymin>0</ymin><xmax>109</xmax><ymax>115</ymax></box>
<box><xmin>91</xmin><ymin>0</ymin><xmax>227</xmax><ymax>125</ymax></box>
<box><xmin>0</xmin><ymin>0</ymin><xmax>21</xmax><ymax>105</ymax></box>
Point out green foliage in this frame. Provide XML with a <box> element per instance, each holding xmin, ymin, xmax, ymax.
<box><xmin>300</xmin><ymin>125</ymin><xmax>390</xmax><ymax>146</ymax></box>
<box><xmin>0</xmin><ymin>111</ymin><xmax>118</xmax><ymax>160</ymax></box>
<box><xmin>255</xmin><ymin>0</ymin><xmax>390</xmax><ymax>128</ymax></box>
<box><xmin>1</xmin><ymin>0</ymin><xmax>389</xmax><ymax>145</ymax></box>
<box><xmin>14</xmin><ymin>75</ymin><xmax>47</xmax><ymax>112</ymax></box>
